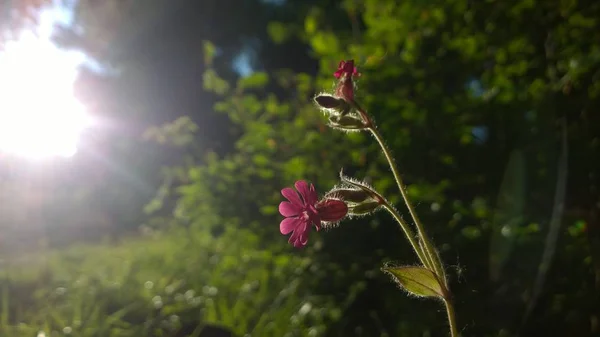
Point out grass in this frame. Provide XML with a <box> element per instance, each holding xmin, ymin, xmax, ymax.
<box><xmin>0</xmin><ymin>226</ymin><xmax>335</xmax><ymax>337</ymax></box>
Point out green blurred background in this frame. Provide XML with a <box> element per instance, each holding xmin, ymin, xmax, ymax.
<box><xmin>0</xmin><ymin>0</ymin><xmax>599</xmax><ymax>336</ymax></box>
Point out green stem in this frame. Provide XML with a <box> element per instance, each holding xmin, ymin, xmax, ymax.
<box><xmin>444</xmin><ymin>298</ymin><xmax>459</xmax><ymax>337</ymax></box>
<box><xmin>350</xmin><ymin>101</ymin><xmax>457</xmax><ymax>337</ymax></box>
<box><xmin>419</xmin><ymin>238</ymin><xmax>437</xmax><ymax>274</ymax></box>
<box><xmin>368</xmin><ymin>124</ymin><xmax>445</xmax><ymax>280</ymax></box>
<box><xmin>382</xmin><ymin>203</ymin><xmax>431</xmax><ymax>270</ymax></box>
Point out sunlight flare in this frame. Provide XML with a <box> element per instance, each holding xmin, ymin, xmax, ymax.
<box><xmin>0</xmin><ymin>5</ymin><xmax>91</xmax><ymax>159</ymax></box>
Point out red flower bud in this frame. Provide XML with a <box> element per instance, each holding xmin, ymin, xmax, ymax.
<box><xmin>333</xmin><ymin>60</ymin><xmax>360</xmax><ymax>102</ymax></box>
<box><xmin>334</xmin><ymin>60</ymin><xmax>359</xmax><ymax>79</ymax></box>
<box><xmin>316</xmin><ymin>199</ymin><xmax>348</xmax><ymax>222</ymax></box>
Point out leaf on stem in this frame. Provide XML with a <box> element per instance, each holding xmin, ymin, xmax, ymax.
<box><xmin>328</xmin><ymin>115</ymin><xmax>366</xmax><ymax>131</ymax></box>
<box><xmin>339</xmin><ymin>171</ymin><xmax>380</xmax><ymax>196</ymax></box>
<box><xmin>382</xmin><ymin>265</ymin><xmax>445</xmax><ymax>298</ymax></box>
<box><xmin>348</xmin><ymin>201</ymin><xmax>381</xmax><ymax>215</ymax></box>
<box><xmin>325</xmin><ymin>188</ymin><xmax>373</xmax><ymax>203</ymax></box>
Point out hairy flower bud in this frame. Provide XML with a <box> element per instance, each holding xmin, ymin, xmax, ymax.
<box><xmin>348</xmin><ymin>201</ymin><xmax>382</xmax><ymax>216</ymax></box>
<box><xmin>314</xmin><ymin>94</ymin><xmax>351</xmax><ymax>115</ymax></box>
<box><xmin>328</xmin><ymin>115</ymin><xmax>367</xmax><ymax>131</ymax></box>
<box><xmin>314</xmin><ymin>94</ymin><xmax>342</xmax><ymax>109</ymax></box>
<box><xmin>333</xmin><ymin>60</ymin><xmax>360</xmax><ymax>102</ymax></box>
<box><xmin>326</xmin><ymin>183</ymin><xmax>383</xmax><ymax>217</ymax></box>
<box><xmin>325</xmin><ymin>188</ymin><xmax>374</xmax><ymax>203</ymax></box>
<box><xmin>316</xmin><ymin>199</ymin><xmax>348</xmax><ymax>222</ymax></box>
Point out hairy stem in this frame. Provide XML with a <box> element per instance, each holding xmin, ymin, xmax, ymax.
<box><xmin>351</xmin><ymin>98</ymin><xmax>445</xmax><ymax>280</ymax></box>
<box><xmin>367</xmin><ymin>123</ymin><xmax>445</xmax><ymax>281</ymax></box>
<box><xmin>419</xmin><ymin>238</ymin><xmax>437</xmax><ymax>274</ymax></box>
<box><xmin>351</xmin><ymin>100</ymin><xmax>458</xmax><ymax>336</ymax></box>
<box><xmin>382</xmin><ymin>203</ymin><xmax>431</xmax><ymax>269</ymax></box>
<box><xmin>444</xmin><ymin>298</ymin><xmax>459</xmax><ymax>337</ymax></box>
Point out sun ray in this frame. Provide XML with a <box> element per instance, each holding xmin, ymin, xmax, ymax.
<box><xmin>0</xmin><ymin>2</ymin><xmax>91</xmax><ymax>159</ymax></box>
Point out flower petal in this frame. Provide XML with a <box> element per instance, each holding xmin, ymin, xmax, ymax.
<box><xmin>288</xmin><ymin>227</ymin><xmax>300</xmax><ymax>245</ymax></box>
<box><xmin>307</xmin><ymin>209</ymin><xmax>322</xmax><ymax>231</ymax></box>
<box><xmin>334</xmin><ymin>60</ymin><xmax>360</xmax><ymax>79</ymax></box>
<box><xmin>333</xmin><ymin>61</ymin><xmax>346</xmax><ymax>78</ymax></box>
<box><xmin>288</xmin><ymin>220</ymin><xmax>309</xmax><ymax>248</ymax></box>
<box><xmin>345</xmin><ymin>60</ymin><xmax>356</xmax><ymax>73</ymax></box>
<box><xmin>279</xmin><ymin>201</ymin><xmax>301</xmax><ymax>217</ymax></box>
<box><xmin>280</xmin><ymin>217</ymin><xmax>301</xmax><ymax>235</ymax></box>
<box><xmin>295</xmin><ymin>180</ymin><xmax>317</xmax><ymax>206</ymax></box>
<box><xmin>317</xmin><ymin>199</ymin><xmax>348</xmax><ymax>222</ymax></box>
<box><xmin>281</xmin><ymin>187</ymin><xmax>303</xmax><ymax>207</ymax></box>
<box><xmin>307</xmin><ymin>183</ymin><xmax>318</xmax><ymax>205</ymax></box>
<box><xmin>297</xmin><ymin>231</ymin><xmax>309</xmax><ymax>247</ymax></box>
<box><xmin>291</xmin><ymin>230</ymin><xmax>309</xmax><ymax>248</ymax></box>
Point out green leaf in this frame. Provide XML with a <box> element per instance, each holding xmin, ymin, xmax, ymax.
<box><xmin>259</xmin><ymin>205</ymin><xmax>277</xmax><ymax>215</ymax></box>
<box><xmin>238</xmin><ymin>72</ymin><xmax>269</xmax><ymax>90</ymax></box>
<box><xmin>311</xmin><ymin>32</ymin><xmax>339</xmax><ymax>54</ymax></box>
<box><xmin>382</xmin><ymin>266</ymin><xmax>444</xmax><ymax>298</ymax></box>
<box><xmin>203</xmin><ymin>40</ymin><xmax>217</xmax><ymax>66</ymax></box>
<box><xmin>267</xmin><ymin>22</ymin><xmax>289</xmax><ymax>44</ymax></box>
<box><xmin>328</xmin><ymin>115</ymin><xmax>367</xmax><ymax>131</ymax></box>
<box><xmin>304</xmin><ymin>15</ymin><xmax>317</xmax><ymax>34</ymax></box>
<box><xmin>203</xmin><ymin>69</ymin><xmax>230</xmax><ymax>95</ymax></box>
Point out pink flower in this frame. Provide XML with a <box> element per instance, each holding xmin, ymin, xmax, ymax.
<box><xmin>333</xmin><ymin>60</ymin><xmax>360</xmax><ymax>101</ymax></box>
<box><xmin>279</xmin><ymin>180</ymin><xmax>348</xmax><ymax>248</ymax></box>
<box><xmin>333</xmin><ymin>60</ymin><xmax>360</xmax><ymax>79</ymax></box>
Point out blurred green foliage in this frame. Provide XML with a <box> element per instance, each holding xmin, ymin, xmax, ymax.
<box><xmin>1</xmin><ymin>0</ymin><xmax>600</xmax><ymax>336</ymax></box>
<box><xmin>1</xmin><ymin>227</ymin><xmax>334</xmax><ymax>336</ymax></box>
